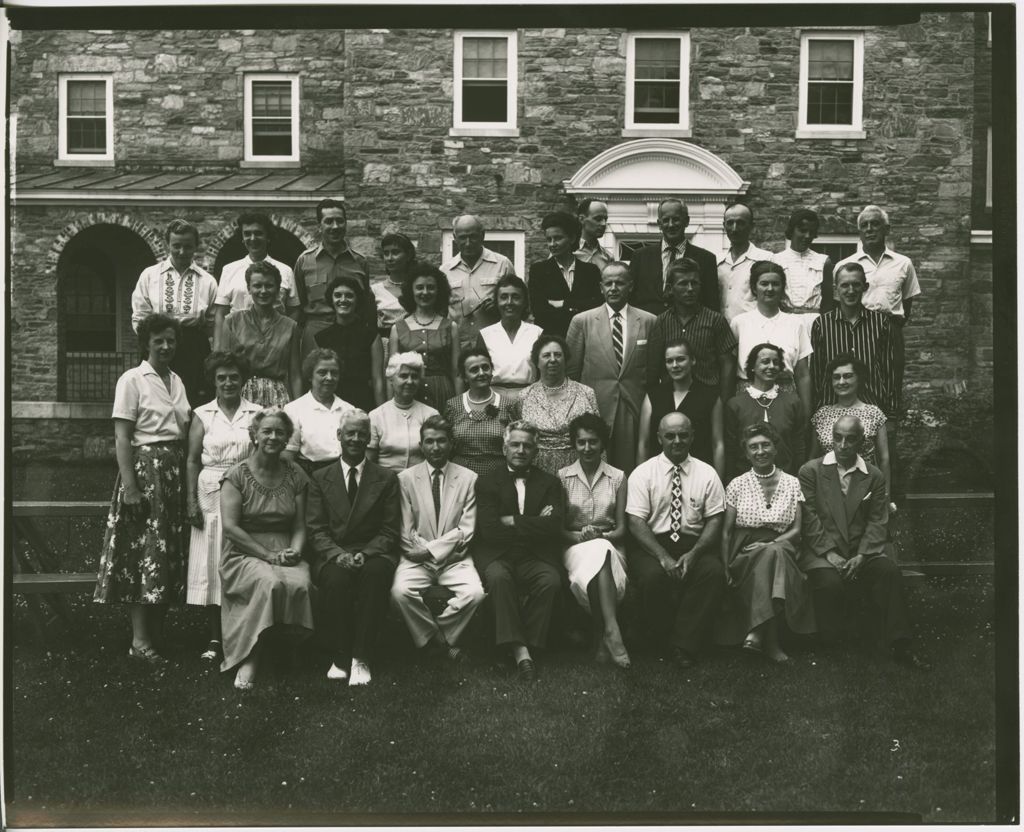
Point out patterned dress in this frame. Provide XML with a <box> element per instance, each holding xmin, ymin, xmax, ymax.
<box><xmin>222</xmin><ymin>309</ymin><xmax>297</xmax><ymax>407</ymax></box>
<box><xmin>558</xmin><ymin>460</ymin><xmax>628</xmax><ymax>611</ymax></box>
<box><xmin>219</xmin><ymin>460</ymin><xmax>315</xmax><ymax>671</ymax></box>
<box><xmin>518</xmin><ymin>379</ymin><xmax>601</xmax><ymax>475</ymax></box>
<box><xmin>811</xmin><ymin>403</ymin><xmax>886</xmax><ymax>466</ymax></box>
<box><xmin>444</xmin><ymin>393</ymin><xmax>519</xmax><ymax>477</ymax></box>
<box><xmin>715</xmin><ymin>471</ymin><xmax>816</xmax><ymax>645</ymax></box>
<box><xmin>186</xmin><ymin>398</ymin><xmax>260</xmax><ymax>606</ymax></box>
<box><xmin>393</xmin><ymin>317</ymin><xmax>456</xmax><ymax>410</ymax></box>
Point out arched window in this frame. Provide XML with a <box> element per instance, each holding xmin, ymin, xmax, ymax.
<box><xmin>212</xmin><ymin>225</ymin><xmax>306</xmax><ymax>280</ymax></box>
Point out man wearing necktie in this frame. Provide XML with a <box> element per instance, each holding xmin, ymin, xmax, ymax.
<box><xmin>473</xmin><ymin>420</ymin><xmax>565</xmax><ymax>681</ymax></box>
<box><xmin>627</xmin><ymin>199</ymin><xmax>720</xmax><ymax>316</ymax></box>
<box><xmin>307</xmin><ymin>409</ymin><xmax>401</xmax><ymax>686</ymax></box>
<box><xmin>566</xmin><ymin>262</ymin><xmax>656</xmax><ymax>473</ymax></box>
<box><xmin>797</xmin><ymin>416</ymin><xmax>928</xmax><ymax>669</ymax></box>
<box><xmin>392</xmin><ymin>415</ymin><xmax>484</xmax><ymax>662</ymax></box>
<box><xmin>626</xmin><ymin>412</ymin><xmax>726</xmax><ymax>668</ymax></box>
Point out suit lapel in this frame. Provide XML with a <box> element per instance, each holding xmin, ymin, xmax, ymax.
<box><xmin>820</xmin><ymin>463</ymin><xmax>850</xmax><ymax>543</ymax></box>
<box><xmin>843</xmin><ymin>467</ymin><xmax>872</xmax><ymax>520</ymax></box>
<box><xmin>595</xmin><ymin>308</ymin><xmax>616</xmax><ymax>375</ymax></box>
<box><xmin>438</xmin><ymin>465</ymin><xmax>463</xmax><ymax>535</ymax></box>
<box><xmin>349</xmin><ymin>462</ymin><xmax>381</xmax><ymax>528</ymax></box>
<box><xmin>620</xmin><ymin>307</ymin><xmax>642</xmax><ymax>375</ymax></box>
<box><xmin>327</xmin><ymin>463</ymin><xmax>351</xmax><ymax>515</ymax></box>
<box><xmin>546</xmin><ymin>259</ymin><xmax>570</xmax><ymax>297</ymax></box>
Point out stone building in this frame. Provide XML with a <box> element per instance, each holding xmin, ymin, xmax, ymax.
<box><xmin>7</xmin><ymin>10</ymin><xmax>997</xmax><ymax>486</ymax></box>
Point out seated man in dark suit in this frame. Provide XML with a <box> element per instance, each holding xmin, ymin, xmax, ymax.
<box><xmin>628</xmin><ymin>198</ymin><xmax>719</xmax><ymax>316</ymax></box>
<box><xmin>528</xmin><ymin>212</ymin><xmax>603</xmax><ymax>337</ymax></box>
<box><xmin>473</xmin><ymin>419</ymin><xmax>565</xmax><ymax>681</ymax></box>
<box><xmin>798</xmin><ymin>415</ymin><xmax>928</xmax><ymax>669</ymax></box>
<box><xmin>307</xmin><ymin>409</ymin><xmax>401</xmax><ymax>686</ymax></box>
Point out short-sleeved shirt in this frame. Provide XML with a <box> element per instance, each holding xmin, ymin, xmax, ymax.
<box><xmin>372</xmin><ymin>281</ymin><xmax>406</xmax><ymax>334</ymax></box>
<box><xmin>717</xmin><ymin>243</ymin><xmax>775</xmax><ymax>322</ymax></box>
<box><xmin>368</xmin><ymin>400</ymin><xmax>439</xmax><ymax>472</ymax></box>
<box><xmin>283</xmin><ymin>392</ymin><xmax>354</xmax><ymax>462</ymax></box>
<box><xmin>574</xmin><ymin>241</ymin><xmax>614</xmax><ymax>272</ymax></box>
<box><xmin>647</xmin><ymin>306</ymin><xmax>737</xmax><ymax>388</ymax></box>
<box><xmin>442</xmin><ymin>246</ymin><xmax>515</xmax><ymax>347</ymax></box>
<box><xmin>835</xmin><ymin>247</ymin><xmax>921</xmax><ymax>319</ymax></box>
<box><xmin>478</xmin><ymin>321</ymin><xmax>543</xmax><ymax>386</ymax></box>
<box><xmin>771</xmin><ymin>246</ymin><xmax>830</xmax><ymax>311</ymax></box>
<box><xmin>193</xmin><ymin>397</ymin><xmax>261</xmax><ymax>469</ymax></box>
<box><xmin>559</xmin><ymin>459</ymin><xmax>623</xmax><ymax>532</ymax></box>
<box><xmin>725</xmin><ymin>470</ymin><xmax>803</xmax><ymax>533</ymax></box>
<box><xmin>112</xmin><ymin>361</ymin><xmax>191</xmax><ymax>445</ymax></box>
<box><xmin>131</xmin><ymin>260</ymin><xmax>218</xmax><ymax>332</ymax></box>
<box><xmin>293</xmin><ymin>243</ymin><xmax>372</xmax><ymax>321</ymax></box>
<box><xmin>731</xmin><ymin>308</ymin><xmax>813</xmax><ymax>379</ymax></box>
<box><xmin>626</xmin><ymin>453</ymin><xmax>726</xmax><ymax>536</ymax></box>
<box><xmin>214</xmin><ymin>255</ymin><xmax>300</xmax><ymax>314</ymax></box>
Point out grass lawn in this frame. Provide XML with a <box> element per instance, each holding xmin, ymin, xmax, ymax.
<box><xmin>7</xmin><ymin>575</ymin><xmax>998</xmax><ymax>826</ymax></box>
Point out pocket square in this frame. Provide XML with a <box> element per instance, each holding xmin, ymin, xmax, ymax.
<box><xmin>548</xmin><ymin>299</ymin><xmax>565</xmax><ymax>308</ymax></box>
<box><xmin>637</xmin><ymin>339</ymin><xmax>648</xmax><ymax>345</ymax></box>
<box><xmin>861</xmin><ymin>491</ymin><xmax>872</xmax><ymax>501</ymax></box>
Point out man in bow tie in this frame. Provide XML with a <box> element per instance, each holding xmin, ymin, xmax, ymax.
<box><xmin>472</xmin><ymin>421</ymin><xmax>565</xmax><ymax>681</ymax></box>
<box><xmin>798</xmin><ymin>415</ymin><xmax>928</xmax><ymax>669</ymax></box>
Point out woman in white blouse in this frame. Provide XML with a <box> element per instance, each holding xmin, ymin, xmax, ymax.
<box><xmin>476</xmin><ymin>274</ymin><xmax>542</xmax><ymax>406</ymax></box>
<box><xmin>366</xmin><ymin>352</ymin><xmax>439</xmax><ymax>471</ymax></box>
<box><xmin>770</xmin><ymin>208</ymin><xmax>835</xmax><ymax>337</ymax></box>
<box><xmin>730</xmin><ymin>261</ymin><xmax>813</xmax><ymax>417</ymax></box>
<box><xmin>94</xmin><ymin>314</ymin><xmax>191</xmax><ymax>667</ymax></box>
<box><xmin>185</xmin><ymin>351</ymin><xmax>262</xmax><ymax>663</ymax></box>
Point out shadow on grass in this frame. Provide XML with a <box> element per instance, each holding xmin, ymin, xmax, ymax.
<box><xmin>8</xmin><ymin>576</ymin><xmax>996</xmax><ymax>824</ymax></box>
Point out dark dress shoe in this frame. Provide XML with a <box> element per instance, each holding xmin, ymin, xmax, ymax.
<box><xmin>673</xmin><ymin>648</ymin><xmax>698</xmax><ymax>669</ymax></box>
<box><xmin>516</xmin><ymin>658</ymin><xmax>537</xmax><ymax>682</ymax></box>
<box><xmin>893</xmin><ymin>646</ymin><xmax>931</xmax><ymax>671</ymax></box>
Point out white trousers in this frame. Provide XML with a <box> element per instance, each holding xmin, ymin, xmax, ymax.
<box><xmin>391</xmin><ymin>557</ymin><xmax>485</xmax><ymax>648</ymax></box>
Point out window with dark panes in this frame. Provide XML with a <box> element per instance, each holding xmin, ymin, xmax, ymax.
<box><xmin>461</xmin><ymin>37</ymin><xmax>509</xmax><ymax>123</ymax></box>
<box><xmin>64</xmin><ymin>264</ymin><xmax>116</xmax><ymax>352</ymax></box>
<box><xmin>251</xmin><ymin>80</ymin><xmax>294</xmax><ymax>157</ymax></box>
<box><xmin>66</xmin><ymin>80</ymin><xmax>108</xmax><ymax>154</ymax></box>
<box><xmin>633</xmin><ymin>38</ymin><xmax>681</xmax><ymax>124</ymax></box>
<box><xmin>806</xmin><ymin>39</ymin><xmax>855</xmax><ymax>125</ymax></box>
<box><xmin>814</xmin><ymin>241</ymin><xmax>859</xmax><ymax>264</ymax></box>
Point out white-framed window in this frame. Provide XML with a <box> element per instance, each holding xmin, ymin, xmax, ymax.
<box><xmin>624</xmin><ymin>32</ymin><xmax>691</xmax><ymax>137</ymax></box>
<box><xmin>797</xmin><ymin>32</ymin><xmax>865</xmax><ymax>140</ymax></box>
<box><xmin>441</xmin><ymin>230</ymin><xmax>525</xmax><ymax>277</ymax></box>
<box><xmin>452</xmin><ymin>31</ymin><xmax>518</xmax><ymax>137</ymax></box>
<box><xmin>58</xmin><ymin>74</ymin><xmax>114</xmax><ymax>164</ymax></box>
<box><xmin>812</xmin><ymin>234</ymin><xmax>860</xmax><ymax>265</ymax></box>
<box><xmin>243</xmin><ymin>74</ymin><xmax>300</xmax><ymax>164</ymax></box>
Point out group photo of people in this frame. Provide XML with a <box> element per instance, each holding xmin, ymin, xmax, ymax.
<box><xmin>95</xmin><ymin>194</ymin><xmax>931</xmax><ymax>692</ymax></box>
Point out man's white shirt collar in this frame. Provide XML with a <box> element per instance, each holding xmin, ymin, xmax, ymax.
<box><xmin>822</xmin><ymin>451</ymin><xmax>868</xmax><ymax>475</ymax></box>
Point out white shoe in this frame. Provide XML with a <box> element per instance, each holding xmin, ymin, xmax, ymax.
<box><xmin>326</xmin><ymin>662</ymin><xmax>349</xmax><ymax>681</ymax></box>
<box><xmin>349</xmin><ymin>659</ymin><xmax>372</xmax><ymax>686</ymax></box>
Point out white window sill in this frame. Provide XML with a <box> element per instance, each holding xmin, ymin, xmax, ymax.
<box><xmin>449</xmin><ymin>127</ymin><xmax>520</xmax><ymax>138</ymax></box>
<box><xmin>54</xmin><ymin>158</ymin><xmax>115</xmax><ymax>167</ymax></box>
<box><xmin>970</xmin><ymin>230</ymin><xmax>992</xmax><ymax>246</ymax></box>
<box><xmin>796</xmin><ymin>128</ymin><xmax>866</xmax><ymax>140</ymax></box>
<box><xmin>240</xmin><ymin>159</ymin><xmax>301</xmax><ymax>169</ymax></box>
<box><xmin>621</xmin><ymin>127</ymin><xmax>692</xmax><ymax>139</ymax></box>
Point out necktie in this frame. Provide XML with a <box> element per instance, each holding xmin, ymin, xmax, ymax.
<box><xmin>347</xmin><ymin>466</ymin><xmax>359</xmax><ymax>505</ymax></box>
<box><xmin>612</xmin><ymin>311</ymin><xmax>624</xmax><ymax>370</ymax></box>
<box><xmin>431</xmin><ymin>468</ymin><xmax>442</xmax><ymax>522</ymax></box>
<box><xmin>669</xmin><ymin>464</ymin><xmax>683</xmax><ymax>543</ymax></box>
<box><xmin>664</xmin><ymin>246</ymin><xmax>678</xmax><ymax>289</ymax></box>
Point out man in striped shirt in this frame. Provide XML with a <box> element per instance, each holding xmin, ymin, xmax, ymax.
<box><xmin>810</xmin><ymin>262</ymin><xmax>898</xmax><ymax>420</ymax></box>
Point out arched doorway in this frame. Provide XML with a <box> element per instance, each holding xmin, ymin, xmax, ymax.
<box><xmin>57</xmin><ymin>225</ymin><xmax>156</xmax><ymax>401</ymax></box>
<box><xmin>562</xmin><ymin>138</ymin><xmax>749</xmax><ymax>259</ymax></box>
<box><xmin>212</xmin><ymin>226</ymin><xmax>307</xmax><ymax>280</ymax></box>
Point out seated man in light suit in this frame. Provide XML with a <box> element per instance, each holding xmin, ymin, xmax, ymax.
<box><xmin>626</xmin><ymin>412</ymin><xmax>726</xmax><ymax>669</ymax></box>
<box><xmin>566</xmin><ymin>261</ymin><xmax>656</xmax><ymax>473</ymax></box>
<box><xmin>473</xmin><ymin>420</ymin><xmax>565</xmax><ymax>682</ymax></box>
<box><xmin>392</xmin><ymin>414</ymin><xmax>485</xmax><ymax>662</ymax></box>
<box><xmin>798</xmin><ymin>415</ymin><xmax>928</xmax><ymax>669</ymax></box>
<box><xmin>307</xmin><ymin>409</ymin><xmax>401</xmax><ymax>686</ymax></box>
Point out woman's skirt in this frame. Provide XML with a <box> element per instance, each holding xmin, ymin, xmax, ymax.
<box><xmin>219</xmin><ymin>530</ymin><xmax>315</xmax><ymax>671</ymax></box>
<box><xmin>563</xmin><ymin>538</ymin><xmax>627</xmax><ymax>612</ymax></box>
<box><xmin>714</xmin><ymin>526</ymin><xmax>816</xmax><ymax>645</ymax></box>
<box><xmin>242</xmin><ymin>377</ymin><xmax>290</xmax><ymax>408</ymax></box>
<box><xmin>417</xmin><ymin>374</ymin><xmax>455</xmax><ymax>412</ymax></box>
<box><xmin>186</xmin><ymin>466</ymin><xmax>228</xmax><ymax>606</ymax></box>
<box><xmin>94</xmin><ymin>441</ymin><xmax>186</xmax><ymax>605</ymax></box>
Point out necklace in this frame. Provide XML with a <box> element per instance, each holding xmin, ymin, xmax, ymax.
<box><xmin>542</xmin><ymin>378</ymin><xmax>567</xmax><ymax>392</ymax></box>
<box><xmin>467</xmin><ymin>390</ymin><xmax>494</xmax><ymax>405</ymax></box>
<box><xmin>413</xmin><ymin>312</ymin><xmax>438</xmax><ymax>327</ymax></box>
<box><xmin>753</xmin><ymin>466</ymin><xmax>777</xmax><ymax>479</ymax></box>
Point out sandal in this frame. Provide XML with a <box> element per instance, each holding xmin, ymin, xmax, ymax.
<box><xmin>200</xmin><ymin>640</ymin><xmax>222</xmax><ymax>662</ymax></box>
<box><xmin>741</xmin><ymin>637</ymin><xmax>764</xmax><ymax>655</ymax></box>
<box><xmin>128</xmin><ymin>645</ymin><xmax>168</xmax><ymax>667</ymax></box>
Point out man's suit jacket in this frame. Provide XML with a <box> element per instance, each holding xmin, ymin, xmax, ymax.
<box><xmin>307</xmin><ymin>459</ymin><xmax>401</xmax><ymax>580</ymax></box>
<box><xmin>798</xmin><ymin>457</ymin><xmax>889</xmax><ymax>563</ymax></box>
<box><xmin>398</xmin><ymin>461</ymin><xmax>478</xmax><ymax>566</ymax></box>
<box><xmin>472</xmin><ymin>466</ymin><xmax>564</xmax><ymax>572</ymax></box>
<box><xmin>565</xmin><ymin>304</ymin><xmax>656</xmax><ymax>429</ymax></box>
<box><xmin>527</xmin><ymin>257</ymin><xmax>603</xmax><ymax>336</ymax></box>
<box><xmin>628</xmin><ymin>241</ymin><xmax>720</xmax><ymax>315</ymax></box>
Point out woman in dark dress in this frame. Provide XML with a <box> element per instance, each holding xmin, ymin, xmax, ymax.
<box><xmin>313</xmin><ymin>275</ymin><xmax>385</xmax><ymax>411</ymax></box>
<box><xmin>637</xmin><ymin>337</ymin><xmax>724</xmax><ymax>480</ymax></box>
